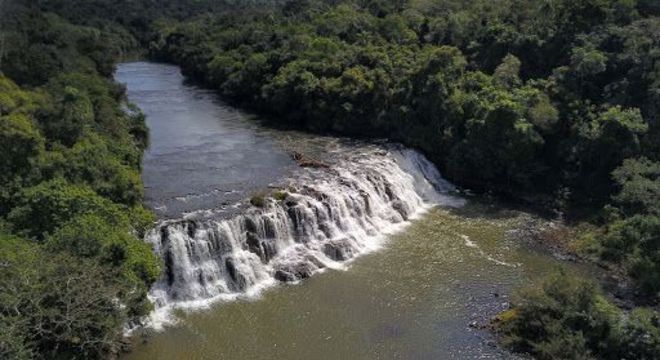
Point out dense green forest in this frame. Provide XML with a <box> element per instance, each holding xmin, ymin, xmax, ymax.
<box><xmin>0</xmin><ymin>2</ymin><xmax>159</xmax><ymax>358</ymax></box>
<box><xmin>1</xmin><ymin>0</ymin><xmax>659</xmax><ymax>358</ymax></box>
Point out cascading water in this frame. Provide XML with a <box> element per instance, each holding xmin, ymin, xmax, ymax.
<box><xmin>143</xmin><ymin>142</ymin><xmax>464</xmax><ymax>327</ymax></box>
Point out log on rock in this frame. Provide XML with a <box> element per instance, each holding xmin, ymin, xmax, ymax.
<box><xmin>290</xmin><ymin>151</ymin><xmax>329</xmax><ymax>168</ymax></box>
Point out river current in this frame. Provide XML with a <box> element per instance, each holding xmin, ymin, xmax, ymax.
<box><xmin>116</xmin><ymin>62</ymin><xmax>587</xmax><ymax>359</ymax></box>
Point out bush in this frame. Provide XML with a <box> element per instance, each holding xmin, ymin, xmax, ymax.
<box><xmin>250</xmin><ymin>194</ymin><xmax>266</xmax><ymax>207</ymax></box>
<box><xmin>7</xmin><ymin>178</ymin><xmax>127</xmax><ymax>239</ymax></box>
<box><xmin>495</xmin><ymin>270</ymin><xmax>660</xmax><ymax>359</ymax></box>
<box><xmin>40</xmin><ymin>134</ymin><xmax>144</xmax><ymax>205</ymax></box>
<box><xmin>612</xmin><ymin>158</ymin><xmax>660</xmax><ymax>216</ymax></box>
<box><xmin>46</xmin><ymin>214</ymin><xmax>159</xmax><ymax>285</ymax></box>
<box><xmin>597</xmin><ymin>159</ymin><xmax>660</xmax><ymax>297</ymax></box>
<box><xmin>272</xmin><ymin>190</ymin><xmax>288</xmax><ymax>201</ymax></box>
<box><xmin>0</xmin><ymin>235</ymin><xmax>129</xmax><ymax>359</ymax></box>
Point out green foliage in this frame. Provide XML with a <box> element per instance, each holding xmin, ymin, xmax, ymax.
<box><xmin>250</xmin><ymin>194</ymin><xmax>266</xmax><ymax>207</ymax></box>
<box><xmin>497</xmin><ymin>270</ymin><xmax>660</xmax><ymax>359</ymax></box>
<box><xmin>493</xmin><ymin>54</ymin><xmax>522</xmax><ymax>89</ymax></box>
<box><xmin>589</xmin><ymin>158</ymin><xmax>660</xmax><ymax>297</ymax></box>
<box><xmin>601</xmin><ymin>215</ymin><xmax>660</xmax><ymax>296</ymax></box>
<box><xmin>570</xmin><ymin>45</ymin><xmax>607</xmax><ymax>78</ymax></box>
<box><xmin>41</xmin><ymin>134</ymin><xmax>144</xmax><ymax>205</ymax></box>
<box><xmin>47</xmin><ymin>214</ymin><xmax>159</xmax><ymax>284</ymax></box>
<box><xmin>143</xmin><ymin>0</ymin><xmax>658</xmax><ymax>204</ymax></box>
<box><xmin>1</xmin><ymin>9</ymin><xmax>135</xmax><ymax>86</ymax></box>
<box><xmin>43</xmin><ymin>85</ymin><xmax>95</xmax><ymax>146</ymax></box>
<box><xmin>0</xmin><ymin>5</ymin><xmax>157</xmax><ymax>358</ymax></box>
<box><xmin>46</xmin><ymin>214</ymin><xmax>159</xmax><ymax>316</ymax></box>
<box><xmin>564</xmin><ymin>106</ymin><xmax>648</xmax><ymax>202</ymax></box>
<box><xmin>0</xmin><ymin>234</ymin><xmax>129</xmax><ymax>359</ymax></box>
<box><xmin>7</xmin><ymin>178</ymin><xmax>127</xmax><ymax>239</ymax></box>
<box><xmin>272</xmin><ymin>190</ymin><xmax>288</xmax><ymax>201</ymax></box>
<box><xmin>0</xmin><ymin>0</ymin><xmax>658</xmax><ymax>358</ymax></box>
<box><xmin>445</xmin><ymin>73</ymin><xmax>547</xmax><ymax>192</ymax></box>
<box><xmin>612</xmin><ymin>158</ymin><xmax>660</xmax><ymax>215</ymax></box>
<box><xmin>619</xmin><ymin>308</ymin><xmax>660</xmax><ymax>359</ymax></box>
<box><xmin>0</xmin><ymin>113</ymin><xmax>44</xmax><ymax>182</ymax></box>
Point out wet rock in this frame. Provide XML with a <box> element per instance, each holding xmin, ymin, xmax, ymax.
<box><xmin>186</xmin><ymin>221</ymin><xmax>198</xmax><ymax>238</ymax></box>
<box><xmin>274</xmin><ymin>270</ymin><xmax>296</xmax><ymax>282</ymax></box>
<box><xmin>245</xmin><ymin>231</ymin><xmax>278</xmax><ymax>262</ymax></box>
<box><xmin>262</xmin><ymin>241</ymin><xmax>277</xmax><ymax>261</ymax></box>
<box><xmin>322</xmin><ymin>240</ymin><xmax>354</xmax><ymax>261</ymax></box>
<box><xmin>384</xmin><ymin>183</ymin><xmax>394</xmax><ymax>200</ymax></box>
<box><xmin>246</xmin><ymin>231</ymin><xmax>261</xmax><ymax>254</ymax></box>
<box><xmin>225</xmin><ymin>258</ymin><xmax>238</xmax><ymax>282</ymax></box>
<box><xmin>391</xmin><ymin>200</ymin><xmax>408</xmax><ymax>218</ymax></box>
<box><xmin>306</xmin><ymin>254</ymin><xmax>325</xmax><ymax>269</ymax></box>
<box><xmin>273</xmin><ymin>261</ymin><xmax>317</xmax><ymax>282</ymax></box>
<box><xmin>225</xmin><ymin>258</ymin><xmax>247</xmax><ymax>290</ymax></box>
<box><xmin>160</xmin><ymin>225</ymin><xmax>170</xmax><ymax>240</ymax></box>
<box><xmin>287</xmin><ymin>207</ymin><xmax>300</xmax><ymax>227</ymax></box>
<box><xmin>323</xmin><ymin>243</ymin><xmax>345</xmax><ymax>261</ymax></box>
<box><xmin>263</xmin><ymin>218</ymin><xmax>277</xmax><ymax>238</ymax></box>
<box><xmin>164</xmin><ymin>249</ymin><xmax>175</xmax><ymax>286</ymax></box>
<box><xmin>197</xmin><ymin>271</ymin><xmax>206</xmax><ymax>287</ymax></box>
<box><xmin>359</xmin><ymin>190</ymin><xmax>372</xmax><ymax>215</ymax></box>
<box><xmin>318</xmin><ymin>222</ymin><xmax>333</xmax><ymax>239</ymax></box>
<box><xmin>244</xmin><ymin>217</ymin><xmax>258</xmax><ymax>233</ymax></box>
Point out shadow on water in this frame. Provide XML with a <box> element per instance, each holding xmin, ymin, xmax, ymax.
<box><xmin>117</xmin><ymin>61</ymin><xmax>601</xmax><ymax>360</ymax></box>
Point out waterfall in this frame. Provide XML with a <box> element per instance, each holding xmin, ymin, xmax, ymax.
<box><xmin>143</xmin><ymin>143</ymin><xmax>464</xmax><ymax>327</ymax></box>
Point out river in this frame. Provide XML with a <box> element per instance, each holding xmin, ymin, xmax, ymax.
<box><xmin>116</xmin><ymin>62</ymin><xmax>589</xmax><ymax>359</ymax></box>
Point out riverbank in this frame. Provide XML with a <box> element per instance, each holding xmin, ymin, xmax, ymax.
<box><xmin>125</xmin><ymin>204</ymin><xmax>599</xmax><ymax>359</ymax></box>
<box><xmin>115</xmin><ymin>61</ymin><xmax>606</xmax><ymax>359</ymax></box>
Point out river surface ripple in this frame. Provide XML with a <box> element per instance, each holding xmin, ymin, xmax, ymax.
<box><xmin>117</xmin><ymin>61</ymin><xmax>588</xmax><ymax>360</ymax></box>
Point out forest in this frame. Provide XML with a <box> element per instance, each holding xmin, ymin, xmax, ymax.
<box><xmin>1</xmin><ymin>0</ymin><xmax>659</xmax><ymax>358</ymax></box>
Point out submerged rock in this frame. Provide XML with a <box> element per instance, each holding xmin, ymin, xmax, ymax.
<box><xmin>144</xmin><ymin>143</ymin><xmax>461</xmax><ymax>307</ymax></box>
<box><xmin>273</xmin><ymin>261</ymin><xmax>318</xmax><ymax>282</ymax></box>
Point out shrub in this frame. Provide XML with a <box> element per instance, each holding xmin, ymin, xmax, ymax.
<box><xmin>495</xmin><ymin>270</ymin><xmax>660</xmax><ymax>359</ymax></box>
<box><xmin>7</xmin><ymin>178</ymin><xmax>127</xmax><ymax>239</ymax></box>
<box><xmin>0</xmin><ymin>235</ymin><xmax>129</xmax><ymax>359</ymax></box>
<box><xmin>272</xmin><ymin>190</ymin><xmax>288</xmax><ymax>201</ymax></box>
<box><xmin>250</xmin><ymin>194</ymin><xmax>267</xmax><ymax>207</ymax></box>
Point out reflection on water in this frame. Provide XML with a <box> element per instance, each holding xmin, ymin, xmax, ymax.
<box><xmin>115</xmin><ymin>62</ymin><xmax>295</xmax><ymax>218</ymax></box>
<box><xmin>117</xmin><ymin>62</ymin><xmax>588</xmax><ymax>360</ymax></box>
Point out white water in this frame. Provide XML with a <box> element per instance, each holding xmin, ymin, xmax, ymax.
<box><xmin>142</xmin><ymin>143</ymin><xmax>464</xmax><ymax>329</ymax></box>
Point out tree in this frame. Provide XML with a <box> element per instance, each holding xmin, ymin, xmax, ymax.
<box><xmin>0</xmin><ymin>113</ymin><xmax>44</xmax><ymax>183</ymax></box>
<box><xmin>445</xmin><ymin>72</ymin><xmax>547</xmax><ymax>192</ymax></box>
<box><xmin>493</xmin><ymin>54</ymin><xmax>522</xmax><ymax>89</ymax></box>
<box><xmin>568</xmin><ymin>106</ymin><xmax>648</xmax><ymax>201</ymax></box>
<box><xmin>42</xmin><ymin>86</ymin><xmax>94</xmax><ymax>146</ymax></box>
<box><xmin>7</xmin><ymin>178</ymin><xmax>127</xmax><ymax>239</ymax></box>
<box><xmin>0</xmin><ymin>235</ymin><xmax>128</xmax><ymax>359</ymax></box>
<box><xmin>612</xmin><ymin>158</ymin><xmax>660</xmax><ymax>215</ymax></box>
<box><xmin>496</xmin><ymin>270</ymin><xmax>660</xmax><ymax>360</ymax></box>
<box><xmin>47</xmin><ymin>214</ymin><xmax>160</xmax><ymax>316</ymax></box>
<box><xmin>40</xmin><ymin>134</ymin><xmax>144</xmax><ymax>205</ymax></box>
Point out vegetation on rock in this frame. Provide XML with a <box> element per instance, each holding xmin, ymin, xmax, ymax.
<box><xmin>1</xmin><ymin>0</ymin><xmax>659</xmax><ymax>358</ymax></box>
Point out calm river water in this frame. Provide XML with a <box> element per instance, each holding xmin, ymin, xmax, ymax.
<box><xmin>116</xmin><ymin>62</ymin><xmax>588</xmax><ymax>360</ymax></box>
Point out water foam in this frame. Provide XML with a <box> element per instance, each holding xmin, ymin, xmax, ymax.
<box><xmin>139</xmin><ymin>143</ymin><xmax>464</xmax><ymax>330</ymax></box>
